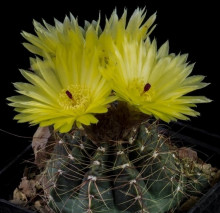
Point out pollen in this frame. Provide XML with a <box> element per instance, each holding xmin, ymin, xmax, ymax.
<box><xmin>58</xmin><ymin>85</ymin><xmax>90</xmax><ymax>111</ymax></box>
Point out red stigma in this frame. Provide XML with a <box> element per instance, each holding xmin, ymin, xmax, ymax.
<box><xmin>144</xmin><ymin>83</ymin><xmax>151</xmax><ymax>92</ymax></box>
<box><xmin>66</xmin><ymin>90</ymin><xmax>73</xmax><ymax>99</ymax></box>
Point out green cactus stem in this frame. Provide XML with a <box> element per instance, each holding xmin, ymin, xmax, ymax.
<box><xmin>42</xmin><ymin>122</ymin><xmax>213</xmax><ymax>213</ymax></box>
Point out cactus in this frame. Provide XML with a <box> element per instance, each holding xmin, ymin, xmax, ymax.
<box><xmin>7</xmin><ymin>8</ymin><xmax>216</xmax><ymax>213</ymax></box>
<box><xmin>41</xmin><ymin>120</ymin><xmax>212</xmax><ymax>213</ymax></box>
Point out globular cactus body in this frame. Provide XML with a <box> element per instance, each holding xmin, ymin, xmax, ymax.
<box><xmin>44</xmin><ymin>123</ymin><xmax>210</xmax><ymax>213</ymax></box>
<box><xmin>7</xmin><ymin>7</ymin><xmax>215</xmax><ymax>213</ymax></box>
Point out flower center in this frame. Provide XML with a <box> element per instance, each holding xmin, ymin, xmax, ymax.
<box><xmin>128</xmin><ymin>79</ymin><xmax>154</xmax><ymax>102</ymax></box>
<box><xmin>141</xmin><ymin>82</ymin><xmax>154</xmax><ymax>102</ymax></box>
<box><xmin>58</xmin><ymin>85</ymin><xmax>90</xmax><ymax>111</ymax></box>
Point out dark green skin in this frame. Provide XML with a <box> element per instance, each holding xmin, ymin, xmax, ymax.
<box><xmin>46</xmin><ymin>124</ymin><xmax>210</xmax><ymax>213</ymax></box>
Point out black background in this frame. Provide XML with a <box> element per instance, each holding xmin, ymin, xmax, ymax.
<box><xmin>0</xmin><ymin>1</ymin><xmax>219</xmax><ymax>170</ymax></box>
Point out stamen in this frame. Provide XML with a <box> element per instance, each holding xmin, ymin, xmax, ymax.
<box><xmin>66</xmin><ymin>90</ymin><xmax>73</xmax><ymax>99</ymax></box>
<box><xmin>144</xmin><ymin>83</ymin><xmax>151</xmax><ymax>92</ymax></box>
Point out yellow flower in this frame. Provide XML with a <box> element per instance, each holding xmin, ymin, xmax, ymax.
<box><xmin>99</xmin><ymin>9</ymin><xmax>211</xmax><ymax>122</ymax></box>
<box><xmin>103</xmin><ymin>8</ymin><xmax>156</xmax><ymax>43</ymax></box>
<box><xmin>21</xmin><ymin>8</ymin><xmax>156</xmax><ymax>59</ymax></box>
<box><xmin>8</xmin><ymin>19</ymin><xmax>115</xmax><ymax>133</ymax></box>
<box><xmin>21</xmin><ymin>14</ymin><xmax>101</xmax><ymax>59</ymax></box>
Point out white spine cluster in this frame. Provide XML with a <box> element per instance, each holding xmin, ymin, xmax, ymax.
<box><xmin>80</xmin><ymin>143</ymin><xmax>85</xmax><ymax>149</ymax></box>
<box><xmin>57</xmin><ymin>169</ymin><xmax>63</xmax><ymax>175</ymax></box>
<box><xmin>129</xmin><ymin>179</ymin><xmax>137</xmax><ymax>185</ymax></box>
<box><xmin>129</xmin><ymin>137</ymin><xmax>135</xmax><ymax>144</ymax></box>
<box><xmin>93</xmin><ymin>160</ymin><xmax>100</xmax><ymax>165</ymax></box>
<box><xmin>68</xmin><ymin>154</ymin><xmax>74</xmax><ymax>160</ymax></box>
<box><xmin>120</xmin><ymin>163</ymin><xmax>130</xmax><ymax>169</ymax></box>
<box><xmin>117</xmin><ymin>151</ymin><xmax>124</xmax><ymax>155</ymax></box>
<box><xmin>58</xmin><ymin>139</ymin><xmax>63</xmax><ymax>144</ymax></box>
<box><xmin>87</xmin><ymin>175</ymin><xmax>97</xmax><ymax>181</ymax></box>
<box><xmin>152</xmin><ymin>151</ymin><xmax>158</xmax><ymax>158</ymax></box>
<box><xmin>140</xmin><ymin>145</ymin><xmax>145</xmax><ymax>151</ymax></box>
<box><xmin>98</xmin><ymin>146</ymin><xmax>106</xmax><ymax>153</ymax></box>
<box><xmin>135</xmin><ymin>195</ymin><xmax>141</xmax><ymax>200</ymax></box>
<box><xmin>145</xmin><ymin>127</ymin><xmax>150</xmax><ymax>134</ymax></box>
